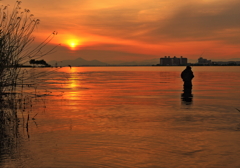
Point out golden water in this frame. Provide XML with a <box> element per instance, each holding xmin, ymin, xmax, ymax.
<box><xmin>1</xmin><ymin>66</ymin><xmax>240</xmax><ymax>168</ymax></box>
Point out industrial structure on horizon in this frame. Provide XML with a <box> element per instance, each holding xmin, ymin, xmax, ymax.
<box><xmin>158</xmin><ymin>56</ymin><xmax>240</xmax><ymax>66</ymax></box>
<box><xmin>198</xmin><ymin>57</ymin><xmax>212</xmax><ymax>65</ymax></box>
<box><xmin>160</xmin><ymin>56</ymin><xmax>188</xmax><ymax>66</ymax></box>
<box><xmin>197</xmin><ymin>57</ymin><xmax>240</xmax><ymax>65</ymax></box>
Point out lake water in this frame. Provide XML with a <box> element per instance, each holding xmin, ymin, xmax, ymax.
<box><xmin>1</xmin><ymin>66</ymin><xmax>240</xmax><ymax>168</ymax></box>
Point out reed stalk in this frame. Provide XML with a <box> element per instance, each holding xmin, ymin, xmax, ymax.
<box><xmin>0</xmin><ymin>1</ymin><xmax>57</xmax><ymax>144</ymax></box>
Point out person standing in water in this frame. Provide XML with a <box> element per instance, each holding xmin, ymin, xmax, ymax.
<box><xmin>181</xmin><ymin>66</ymin><xmax>194</xmax><ymax>91</ymax></box>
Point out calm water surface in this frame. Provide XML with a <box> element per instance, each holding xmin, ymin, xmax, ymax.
<box><xmin>2</xmin><ymin>66</ymin><xmax>240</xmax><ymax>168</ymax></box>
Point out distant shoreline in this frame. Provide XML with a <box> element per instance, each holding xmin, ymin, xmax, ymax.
<box><xmin>17</xmin><ymin>64</ymin><xmax>240</xmax><ymax>68</ymax></box>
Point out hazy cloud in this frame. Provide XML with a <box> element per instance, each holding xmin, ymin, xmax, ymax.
<box><xmin>146</xmin><ymin>0</ymin><xmax>240</xmax><ymax>43</ymax></box>
<box><xmin>2</xmin><ymin>0</ymin><xmax>240</xmax><ymax>61</ymax></box>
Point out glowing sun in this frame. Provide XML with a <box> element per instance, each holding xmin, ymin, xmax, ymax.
<box><xmin>66</xmin><ymin>39</ymin><xmax>80</xmax><ymax>50</ymax></box>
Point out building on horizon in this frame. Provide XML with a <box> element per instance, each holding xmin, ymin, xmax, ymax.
<box><xmin>193</xmin><ymin>57</ymin><xmax>240</xmax><ymax>66</ymax></box>
<box><xmin>198</xmin><ymin>57</ymin><xmax>212</xmax><ymax>65</ymax></box>
<box><xmin>212</xmin><ymin>61</ymin><xmax>240</xmax><ymax>66</ymax></box>
<box><xmin>160</xmin><ymin>56</ymin><xmax>187</xmax><ymax>66</ymax></box>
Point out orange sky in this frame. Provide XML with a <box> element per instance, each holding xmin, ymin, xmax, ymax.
<box><xmin>2</xmin><ymin>0</ymin><xmax>240</xmax><ymax>62</ymax></box>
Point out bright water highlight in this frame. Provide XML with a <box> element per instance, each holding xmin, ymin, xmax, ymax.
<box><xmin>1</xmin><ymin>66</ymin><xmax>240</xmax><ymax>168</ymax></box>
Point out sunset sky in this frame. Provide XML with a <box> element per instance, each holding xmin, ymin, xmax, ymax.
<box><xmin>2</xmin><ymin>0</ymin><xmax>240</xmax><ymax>62</ymax></box>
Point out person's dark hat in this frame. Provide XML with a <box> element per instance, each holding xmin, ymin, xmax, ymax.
<box><xmin>186</xmin><ymin>66</ymin><xmax>191</xmax><ymax>69</ymax></box>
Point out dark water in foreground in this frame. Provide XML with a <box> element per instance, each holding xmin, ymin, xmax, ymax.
<box><xmin>1</xmin><ymin>66</ymin><xmax>240</xmax><ymax>168</ymax></box>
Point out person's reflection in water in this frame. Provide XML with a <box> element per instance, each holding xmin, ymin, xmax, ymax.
<box><xmin>181</xmin><ymin>66</ymin><xmax>194</xmax><ymax>105</ymax></box>
<box><xmin>181</xmin><ymin>92</ymin><xmax>193</xmax><ymax>105</ymax></box>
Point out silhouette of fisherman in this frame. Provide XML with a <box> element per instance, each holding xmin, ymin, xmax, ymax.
<box><xmin>181</xmin><ymin>66</ymin><xmax>194</xmax><ymax>90</ymax></box>
<box><xmin>181</xmin><ymin>66</ymin><xmax>194</xmax><ymax>104</ymax></box>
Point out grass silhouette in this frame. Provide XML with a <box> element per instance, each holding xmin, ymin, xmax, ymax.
<box><xmin>0</xmin><ymin>1</ymin><xmax>58</xmax><ymax>144</ymax></box>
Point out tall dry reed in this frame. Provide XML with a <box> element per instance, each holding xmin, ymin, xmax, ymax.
<box><xmin>0</xmin><ymin>1</ymin><xmax>57</xmax><ymax>144</ymax></box>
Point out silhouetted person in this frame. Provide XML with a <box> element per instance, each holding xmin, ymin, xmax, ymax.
<box><xmin>181</xmin><ymin>66</ymin><xmax>194</xmax><ymax>105</ymax></box>
<box><xmin>181</xmin><ymin>66</ymin><xmax>194</xmax><ymax>91</ymax></box>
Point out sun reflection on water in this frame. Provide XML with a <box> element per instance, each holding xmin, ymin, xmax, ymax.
<box><xmin>12</xmin><ymin>67</ymin><xmax>240</xmax><ymax>168</ymax></box>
